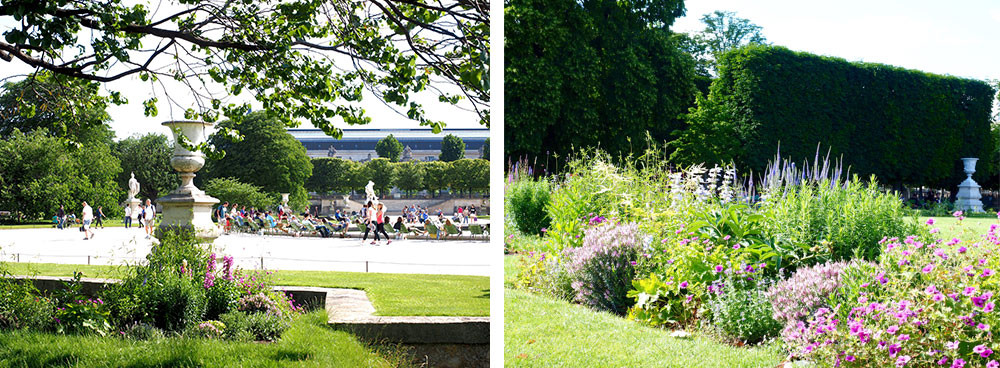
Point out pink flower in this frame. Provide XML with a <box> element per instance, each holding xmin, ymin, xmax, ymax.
<box><xmin>927</xmin><ymin>218</ymin><xmax>936</xmax><ymax>225</ymax></box>
<box><xmin>984</xmin><ymin>269</ymin><xmax>995</xmax><ymax>278</ymax></box>
<box><xmin>714</xmin><ymin>265</ymin><xmax>724</xmax><ymax>273</ymax></box>
<box><xmin>946</xmin><ymin>341</ymin><xmax>960</xmax><ymax>350</ymax></box>
<box><xmin>679</xmin><ymin>281</ymin><xmax>688</xmax><ymax>289</ymax></box>
<box><xmin>987</xmin><ymin>360</ymin><xmax>999</xmax><ymax>368</ymax></box>
<box><xmin>986</xmin><ymin>302</ymin><xmax>996</xmax><ymax>313</ymax></box>
<box><xmin>953</xmin><ymin>358</ymin><xmax>966</xmax><ymax>368</ymax></box>
<box><xmin>922</xmin><ymin>264</ymin><xmax>935</xmax><ymax>273</ymax></box>
<box><xmin>733</xmin><ymin>244</ymin><xmax>741</xmax><ymax>250</ymax></box>
<box><xmin>975</xmin><ymin>344</ymin><xmax>993</xmax><ymax>358</ymax></box>
<box><xmin>930</xmin><ymin>228</ymin><xmax>940</xmax><ymax>234</ymax></box>
<box><xmin>722</xmin><ymin>235</ymin><xmax>731</xmax><ymax>241</ymax></box>
<box><xmin>953</xmin><ymin>211</ymin><xmax>964</xmax><ymax>217</ymax></box>
<box><xmin>979</xmin><ymin>323</ymin><xmax>991</xmax><ymax>331</ymax></box>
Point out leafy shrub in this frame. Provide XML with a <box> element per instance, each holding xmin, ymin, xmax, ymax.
<box><xmin>220</xmin><ymin>311</ymin><xmax>289</xmax><ymax>342</ymax></box>
<box><xmin>146</xmin><ymin>272</ymin><xmax>207</xmax><ymax>333</ymax></box>
<box><xmin>705</xmin><ymin>276</ymin><xmax>781</xmax><ymax>344</ymax></box>
<box><xmin>513</xmin><ymin>252</ymin><xmax>574</xmax><ymax>301</ymax></box>
<box><xmin>204</xmin><ymin>177</ymin><xmax>277</xmax><ymax>212</ymax></box>
<box><xmin>0</xmin><ymin>277</ymin><xmax>54</xmax><ymax>331</ymax></box>
<box><xmin>758</xmin><ymin>157</ymin><xmax>924</xmax><ymax>263</ymax></box>
<box><xmin>219</xmin><ymin>311</ymin><xmax>253</xmax><ymax>342</ymax></box>
<box><xmin>791</xmin><ymin>224</ymin><xmax>1000</xmax><ymax>367</ymax></box>
<box><xmin>627</xmin><ymin>273</ymin><xmax>697</xmax><ymax>328</ymax></box>
<box><xmin>564</xmin><ymin>222</ymin><xmax>641</xmax><ymax>315</ymax></box>
<box><xmin>505</xmin><ymin>178</ymin><xmax>551</xmax><ymax>235</ymax></box>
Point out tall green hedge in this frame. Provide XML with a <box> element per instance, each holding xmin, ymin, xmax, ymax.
<box><xmin>704</xmin><ymin>45</ymin><xmax>995</xmax><ymax>187</ymax></box>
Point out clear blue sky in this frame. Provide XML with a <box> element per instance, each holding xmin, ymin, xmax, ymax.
<box><xmin>673</xmin><ymin>0</ymin><xmax>999</xmax><ymax>82</ymax></box>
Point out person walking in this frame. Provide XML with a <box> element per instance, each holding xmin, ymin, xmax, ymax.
<box><xmin>81</xmin><ymin>201</ymin><xmax>94</xmax><ymax>240</ymax></box>
<box><xmin>360</xmin><ymin>201</ymin><xmax>374</xmax><ymax>245</ymax></box>
<box><xmin>57</xmin><ymin>205</ymin><xmax>66</xmax><ymax>230</ymax></box>
<box><xmin>95</xmin><ymin>205</ymin><xmax>105</xmax><ymax>229</ymax></box>
<box><xmin>373</xmin><ymin>203</ymin><xmax>390</xmax><ymax>245</ymax></box>
<box><xmin>144</xmin><ymin>199</ymin><xmax>155</xmax><ymax>239</ymax></box>
<box><xmin>123</xmin><ymin>205</ymin><xmax>132</xmax><ymax>228</ymax></box>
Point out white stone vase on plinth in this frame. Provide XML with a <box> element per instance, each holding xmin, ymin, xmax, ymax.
<box><xmin>157</xmin><ymin>120</ymin><xmax>221</xmax><ymax>240</ymax></box>
<box><xmin>955</xmin><ymin>157</ymin><xmax>984</xmax><ymax>213</ymax></box>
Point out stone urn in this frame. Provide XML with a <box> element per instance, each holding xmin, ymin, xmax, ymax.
<box><xmin>955</xmin><ymin>157</ymin><xmax>984</xmax><ymax>212</ymax></box>
<box><xmin>157</xmin><ymin>120</ymin><xmax>221</xmax><ymax>239</ymax></box>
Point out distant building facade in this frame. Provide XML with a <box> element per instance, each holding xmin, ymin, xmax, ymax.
<box><xmin>289</xmin><ymin>128</ymin><xmax>489</xmax><ymax>161</ymax></box>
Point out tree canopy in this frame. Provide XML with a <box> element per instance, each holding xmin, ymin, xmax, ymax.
<box><xmin>674</xmin><ymin>10</ymin><xmax>768</xmax><ymax>77</ymax></box>
<box><xmin>112</xmin><ymin>133</ymin><xmax>179</xmax><ymax>201</ymax></box>
<box><xmin>202</xmin><ymin>110</ymin><xmax>312</xmax><ymax>208</ymax></box>
<box><xmin>375</xmin><ymin>134</ymin><xmax>403</xmax><ymax>162</ymax></box>
<box><xmin>306</xmin><ymin>157</ymin><xmax>359</xmax><ymax>194</ymax></box>
<box><xmin>504</xmin><ymin>0</ymin><xmax>696</xmax><ymax>161</ymax></box>
<box><xmin>0</xmin><ymin>0</ymin><xmax>489</xmax><ymax>148</ymax></box>
<box><xmin>0</xmin><ymin>71</ymin><xmax>114</xmax><ymax>145</ymax></box>
<box><xmin>393</xmin><ymin>160</ymin><xmax>424</xmax><ymax>195</ymax></box>
<box><xmin>439</xmin><ymin>133</ymin><xmax>465</xmax><ymax>162</ymax></box>
<box><xmin>0</xmin><ymin>129</ymin><xmax>122</xmax><ymax>221</ymax></box>
<box><xmin>361</xmin><ymin>158</ymin><xmax>396</xmax><ymax>196</ymax></box>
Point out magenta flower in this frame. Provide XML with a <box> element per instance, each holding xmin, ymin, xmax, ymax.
<box><xmin>896</xmin><ymin>355</ymin><xmax>911</xmax><ymax>367</ymax></box>
<box><xmin>986</xmin><ymin>302</ymin><xmax>996</xmax><ymax>313</ymax></box>
<box><xmin>722</xmin><ymin>235</ymin><xmax>731</xmax><ymax>241</ymax></box>
<box><xmin>939</xmin><ymin>357</ymin><xmax>949</xmax><ymax>365</ymax></box>
<box><xmin>975</xmin><ymin>344</ymin><xmax>993</xmax><ymax>358</ymax></box>
<box><xmin>925</xmin><ymin>285</ymin><xmax>938</xmax><ymax>294</ymax></box>
<box><xmin>926</xmin><ymin>218</ymin><xmax>936</xmax><ymax>225</ymax></box>
<box><xmin>958</xmin><ymin>246</ymin><xmax>968</xmax><ymax>253</ymax></box>
<box><xmin>923</xmin><ymin>264</ymin><xmax>935</xmax><ymax>273</ymax></box>
<box><xmin>679</xmin><ymin>281</ymin><xmax>688</xmax><ymax>289</ymax></box>
<box><xmin>930</xmin><ymin>228</ymin><xmax>940</xmax><ymax>234</ymax></box>
<box><xmin>732</xmin><ymin>244</ymin><xmax>741</xmax><ymax>250</ymax></box>
<box><xmin>889</xmin><ymin>343</ymin><xmax>902</xmax><ymax>356</ymax></box>
<box><xmin>845</xmin><ymin>355</ymin><xmax>855</xmax><ymax>362</ymax></box>
<box><xmin>946</xmin><ymin>341</ymin><xmax>960</xmax><ymax>350</ymax></box>
<box><xmin>629</xmin><ymin>260</ymin><xmax>637</xmax><ymax>266</ymax></box>
<box><xmin>964</xmin><ymin>287</ymin><xmax>978</xmax><ymax>297</ymax></box>
<box><xmin>953</xmin><ymin>211</ymin><xmax>964</xmax><ymax>217</ymax></box>
<box><xmin>933</xmin><ymin>293</ymin><xmax>945</xmax><ymax>302</ymax></box>
<box><xmin>979</xmin><ymin>323</ymin><xmax>991</xmax><ymax>331</ymax></box>
<box><xmin>714</xmin><ymin>265</ymin><xmax>724</xmax><ymax>273</ymax></box>
<box><xmin>952</xmin><ymin>358</ymin><xmax>966</xmax><ymax>368</ymax></box>
<box><xmin>987</xmin><ymin>360</ymin><xmax>999</xmax><ymax>368</ymax></box>
<box><xmin>898</xmin><ymin>334</ymin><xmax>910</xmax><ymax>341</ymax></box>
<box><xmin>984</xmin><ymin>269</ymin><xmax>995</xmax><ymax>278</ymax></box>
<box><xmin>887</xmin><ymin>325</ymin><xmax>899</xmax><ymax>334</ymax></box>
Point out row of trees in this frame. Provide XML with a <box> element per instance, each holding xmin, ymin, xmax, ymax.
<box><xmin>307</xmin><ymin>157</ymin><xmax>490</xmax><ymax>198</ymax></box>
<box><xmin>375</xmin><ymin>133</ymin><xmax>489</xmax><ymax>162</ymax></box>
<box><xmin>505</xmin><ymin>1</ymin><xmax>768</xmax><ymax>161</ymax></box>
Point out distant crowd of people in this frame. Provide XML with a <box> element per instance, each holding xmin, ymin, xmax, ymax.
<box><xmin>401</xmin><ymin>204</ymin><xmax>479</xmax><ymax>224</ymax></box>
<box><xmin>211</xmin><ymin>201</ymin><xmax>486</xmax><ymax>243</ymax></box>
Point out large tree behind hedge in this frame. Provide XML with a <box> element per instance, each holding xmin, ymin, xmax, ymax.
<box><xmin>203</xmin><ymin>111</ymin><xmax>313</xmax><ymax>209</ymax></box>
<box><xmin>306</xmin><ymin>157</ymin><xmax>358</xmax><ymax>194</ymax></box>
<box><xmin>673</xmin><ymin>45</ymin><xmax>995</xmax><ymax>188</ymax></box>
<box><xmin>0</xmin><ymin>129</ymin><xmax>122</xmax><ymax>222</ymax></box>
<box><xmin>504</xmin><ymin>0</ymin><xmax>696</xmax><ymax>162</ymax></box>
<box><xmin>112</xmin><ymin>133</ymin><xmax>179</xmax><ymax>201</ymax></box>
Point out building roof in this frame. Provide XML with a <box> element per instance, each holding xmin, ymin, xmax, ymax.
<box><xmin>289</xmin><ymin>128</ymin><xmax>490</xmax><ymax>151</ymax></box>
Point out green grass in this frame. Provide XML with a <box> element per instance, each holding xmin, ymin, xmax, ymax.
<box><xmin>5</xmin><ymin>263</ymin><xmax>489</xmax><ymax>317</ymax></box>
<box><xmin>0</xmin><ymin>217</ymin><xmax>164</xmax><ymax>229</ymax></box>
<box><xmin>912</xmin><ymin>215</ymin><xmax>999</xmax><ymax>241</ymax></box>
<box><xmin>504</xmin><ymin>254</ymin><xmax>783</xmax><ymax>367</ymax></box>
<box><xmin>505</xmin><ymin>289</ymin><xmax>784</xmax><ymax>367</ymax></box>
<box><xmin>0</xmin><ymin>310</ymin><xmax>404</xmax><ymax>368</ymax></box>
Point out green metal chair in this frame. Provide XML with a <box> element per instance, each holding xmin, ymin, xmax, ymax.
<box><xmin>424</xmin><ymin>220</ymin><xmax>440</xmax><ymax>239</ymax></box>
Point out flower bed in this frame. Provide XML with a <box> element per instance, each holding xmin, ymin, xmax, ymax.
<box><xmin>0</xmin><ymin>227</ymin><xmax>301</xmax><ymax>343</ymax></box>
<box><xmin>507</xmin><ymin>148</ymin><xmax>1000</xmax><ymax>366</ymax></box>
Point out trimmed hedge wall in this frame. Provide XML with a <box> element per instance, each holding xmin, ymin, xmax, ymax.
<box><xmin>709</xmin><ymin>45</ymin><xmax>995</xmax><ymax>188</ymax></box>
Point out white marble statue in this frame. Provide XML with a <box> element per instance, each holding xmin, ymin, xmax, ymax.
<box><xmin>127</xmin><ymin>172</ymin><xmax>140</xmax><ymax>200</ymax></box>
<box><xmin>365</xmin><ymin>180</ymin><xmax>378</xmax><ymax>204</ymax></box>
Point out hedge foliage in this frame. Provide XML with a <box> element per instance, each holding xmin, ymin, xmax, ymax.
<box><xmin>677</xmin><ymin>45</ymin><xmax>995</xmax><ymax>188</ymax></box>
